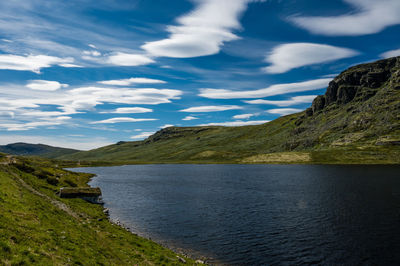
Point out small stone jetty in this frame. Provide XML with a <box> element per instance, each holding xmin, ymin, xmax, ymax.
<box><xmin>58</xmin><ymin>187</ymin><xmax>103</xmax><ymax>204</ymax></box>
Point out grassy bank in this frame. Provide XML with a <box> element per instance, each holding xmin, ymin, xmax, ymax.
<box><xmin>0</xmin><ymin>155</ymin><xmax>197</xmax><ymax>265</ymax></box>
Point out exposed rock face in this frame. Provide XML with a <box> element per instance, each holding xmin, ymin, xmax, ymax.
<box><xmin>312</xmin><ymin>95</ymin><xmax>326</xmax><ymax>113</ymax></box>
<box><xmin>309</xmin><ymin>56</ymin><xmax>400</xmax><ymax>115</ymax></box>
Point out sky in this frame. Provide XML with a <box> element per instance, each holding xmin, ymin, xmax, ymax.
<box><xmin>0</xmin><ymin>0</ymin><xmax>400</xmax><ymax>150</ymax></box>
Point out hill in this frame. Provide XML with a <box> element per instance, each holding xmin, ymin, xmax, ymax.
<box><xmin>59</xmin><ymin>57</ymin><xmax>400</xmax><ymax>164</ymax></box>
<box><xmin>0</xmin><ymin>143</ymin><xmax>79</xmax><ymax>158</ymax></box>
<box><xmin>0</xmin><ymin>156</ymin><xmax>194</xmax><ymax>264</ymax></box>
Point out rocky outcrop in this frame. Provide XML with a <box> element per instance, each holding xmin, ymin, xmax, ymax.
<box><xmin>145</xmin><ymin>126</ymin><xmax>215</xmax><ymax>144</ymax></box>
<box><xmin>310</xmin><ymin>56</ymin><xmax>400</xmax><ymax>115</ymax></box>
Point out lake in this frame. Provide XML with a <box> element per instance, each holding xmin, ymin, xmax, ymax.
<box><xmin>70</xmin><ymin>164</ymin><xmax>400</xmax><ymax>265</ymax></box>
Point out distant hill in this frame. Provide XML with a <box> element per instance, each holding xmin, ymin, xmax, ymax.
<box><xmin>0</xmin><ymin>143</ymin><xmax>80</xmax><ymax>158</ymax></box>
<box><xmin>60</xmin><ymin>57</ymin><xmax>400</xmax><ymax>164</ymax></box>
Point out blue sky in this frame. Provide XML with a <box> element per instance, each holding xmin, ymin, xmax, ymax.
<box><xmin>0</xmin><ymin>0</ymin><xmax>400</xmax><ymax>150</ymax></box>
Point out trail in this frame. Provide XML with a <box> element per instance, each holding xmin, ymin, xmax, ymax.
<box><xmin>9</xmin><ymin>170</ymin><xmax>82</xmax><ymax>220</ymax></box>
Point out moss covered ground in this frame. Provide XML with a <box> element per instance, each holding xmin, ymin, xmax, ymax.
<box><xmin>0</xmin><ymin>156</ymin><xmax>196</xmax><ymax>265</ymax></box>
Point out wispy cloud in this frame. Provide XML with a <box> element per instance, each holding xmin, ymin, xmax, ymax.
<box><xmin>0</xmin><ymin>54</ymin><xmax>75</xmax><ymax>73</ymax></box>
<box><xmin>245</xmin><ymin>95</ymin><xmax>317</xmax><ymax>106</ymax></box>
<box><xmin>101</xmin><ymin>107</ymin><xmax>153</xmax><ymax>114</ymax></box>
<box><xmin>199</xmin><ymin>120</ymin><xmax>269</xmax><ymax>127</ymax></box>
<box><xmin>266</xmin><ymin>108</ymin><xmax>302</xmax><ymax>116</ymax></box>
<box><xmin>160</xmin><ymin>124</ymin><xmax>174</xmax><ymax>129</ymax></box>
<box><xmin>142</xmin><ymin>0</ymin><xmax>258</xmax><ymax>58</ymax></box>
<box><xmin>90</xmin><ymin>117</ymin><xmax>157</xmax><ymax>124</ymax></box>
<box><xmin>180</xmin><ymin>105</ymin><xmax>243</xmax><ymax>112</ymax></box>
<box><xmin>106</xmin><ymin>52</ymin><xmax>155</xmax><ymax>66</ymax></box>
<box><xmin>0</xmin><ymin>117</ymin><xmax>71</xmax><ymax>131</ymax></box>
<box><xmin>0</xmin><ymin>83</ymin><xmax>181</xmax><ymax>131</ymax></box>
<box><xmin>199</xmin><ymin>78</ymin><xmax>330</xmax><ymax>99</ymax></box>
<box><xmin>289</xmin><ymin>0</ymin><xmax>400</xmax><ymax>36</ymax></box>
<box><xmin>263</xmin><ymin>43</ymin><xmax>358</xmax><ymax>74</ymax></box>
<box><xmin>233</xmin><ymin>113</ymin><xmax>256</xmax><ymax>119</ymax></box>
<box><xmin>130</xmin><ymin>131</ymin><xmax>155</xmax><ymax>139</ymax></box>
<box><xmin>98</xmin><ymin>77</ymin><xmax>166</xmax><ymax>86</ymax></box>
<box><xmin>26</xmin><ymin>80</ymin><xmax>69</xmax><ymax>91</ymax></box>
<box><xmin>182</xmin><ymin>116</ymin><xmax>198</xmax><ymax>121</ymax></box>
<box><xmin>380</xmin><ymin>48</ymin><xmax>400</xmax><ymax>58</ymax></box>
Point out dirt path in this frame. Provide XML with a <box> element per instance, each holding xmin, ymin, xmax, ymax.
<box><xmin>10</xmin><ymin>171</ymin><xmax>82</xmax><ymax>220</ymax></box>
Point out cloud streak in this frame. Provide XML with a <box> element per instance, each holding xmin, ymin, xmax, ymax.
<box><xmin>26</xmin><ymin>80</ymin><xmax>69</xmax><ymax>91</ymax></box>
<box><xmin>130</xmin><ymin>131</ymin><xmax>155</xmax><ymax>140</ymax></box>
<box><xmin>199</xmin><ymin>78</ymin><xmax>330</xmax><ymax>99</ymax></box>
<box><xmin>245</xmin><ymin>95</ymin><xmax>317</xmax><ymax>106</ymax></box>
<box><xmin>290</xmin><ymin>0</ymin><xmax>400</xmax><ymax>36</ymax></box>
<box><xmin>98</xmin><ymin>77</ymin><xmax>166</xmax><ymax>86</ymax></box>
<box><xmin>142</xmin><ymin>0</ymin><xmax>256</xmax><ymax>58</ymax></box>
<box><xmin>180</xmin><ymin>105</ymin><xmax>243</xmax><ymax>112</ymax></box>
<box><xmin>91</xmin><ymin>117</ymin><xmax>157</xmax><ymax>124</ymax></box>
<box><xmin>380</xmin><ymin>48</ymin><xmax>400</xmax><ymax>58</ymax></box>
<box><xmin>102</xmin><ymin>107</ymin><xmax>153</xmax><ymax>114</ymax></box>
<box><xmin>263</xmin><ymin>43</ymin><xmax>358</xmax><ymax>74</ymax></box>
<box><xmin>266</xmin><ymin>108</ymin><xmax>302</xmax><ymax>116</ymax></box>
<box><xmin>106</xmin><ymin>52</ymin><xmax>155</xmax><ymax>66</ymax></box>
<box><xmin>0</xmin><ymin>54</ymin><xmax>75</xmax><ymax>73</ymax></box>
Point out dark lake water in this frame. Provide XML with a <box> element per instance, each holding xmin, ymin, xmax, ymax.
<box><xmin>70</xmin><ymin>164</ymin><xmax>400</xmax><ymax>265</ymax></box>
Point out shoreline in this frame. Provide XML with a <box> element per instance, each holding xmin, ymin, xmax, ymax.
<box><xmin>80</xmin><ymin>169</ymin><xmax>208</xmax><ymax>265</ymax></box>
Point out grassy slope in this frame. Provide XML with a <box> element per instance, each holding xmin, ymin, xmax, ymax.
<box><xmin>59</xmin><ymin>57</ymin><xmax>400</xmax><ymax>164</ymax></box>
<box><xmin>0</xmin><ymin>155</ymin><xmax>194</xmax><ymax>265</ymax></box>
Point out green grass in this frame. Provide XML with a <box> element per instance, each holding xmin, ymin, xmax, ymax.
<box><xmin>0</xmin><ymin>158</ymin><xmax>196</xmax><ymax>265</ymax></box>
<box><xmin>57</xmin><ymin>57</ymin><xmax>400</xmax><ymax>165</ymax></box>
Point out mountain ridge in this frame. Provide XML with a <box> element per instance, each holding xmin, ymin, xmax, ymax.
<box><xmin>26</xmin><ymin>57</ymin><xmax>400</xmax><ymax>164</ymax></box>
<box><xmin>0</xmin><ymin>142</ymin><xmax>80</xmax><ymax>158</ymax></box>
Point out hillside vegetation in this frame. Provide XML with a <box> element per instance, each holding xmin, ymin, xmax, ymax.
<box><xmin>0</xmin><ymin>155</ymin><xmax>194</xmax><ymax>265</ymax></box>
<box><xmin>58</xmin><ymin>57</ymin><xmax>400</xmax><ymax>164</ymax></box>
<box><xmin>0</xmin><ymin>143</ymin><xmax>79</xmax><ymax>158</ymax></box>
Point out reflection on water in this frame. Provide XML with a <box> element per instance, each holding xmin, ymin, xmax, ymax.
<box><xmin>70</xmin><ymin>164</ymin><xmax>400</xmax><ymax>265</ymax></box>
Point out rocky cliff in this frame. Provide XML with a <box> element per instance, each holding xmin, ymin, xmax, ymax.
<box><xmin>309</xmin><ymin>56</ymin><xmax>400</xmax><ymax>115</ymax></box>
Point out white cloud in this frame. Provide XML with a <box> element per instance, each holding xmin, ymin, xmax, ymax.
<box><xmin>182</xmin><ymin>116</ymin><xmax>198</xmax><ymax>121</ymax></box>
<box><xmin>26</xmin><ymin>80</ymin><xmax>68</xmax><ymax>91</ymax></box>
<box><xmin>263</xmin><ymin>43</ymin><xmax>358</xmax><ymax>74</ymax></box>
<box><xmin>90</xmin><ymin>117</ymin><xmax>157</xmax><ymax>124</ymax></box>
<box><xmin>142</xmin><ymin>0</ymin><xmax>254</xmax><ymax>58</ymax></box>
<box><xmin>130</xmin><ymin>131</ymin><xmax>155</xmax><ymax>140</ymax></box>
<box><xmin>380</xmin><ymin>48</ymin><xmax>400</xmax><ymax>58</ymax></box>
<box><xmin>199</xmin><ymin>78</ymin><xmax>330</xmax><ymax>99</ymax></box>
<box><xmin>107</xmin><ymin>52</ymin><xmax>155</xmax><ymax>66</ymax></box>
<box><xmin>58</xmin><ymin>63</ymin><xmax>83</xmax><ymax>68</ymax></box>
<box><xmin>98</xmin><ymin>77</ymin><xmax>166</xmax><ymax>86</ymax></box>
<box><xmin>160</xmin><ymin>124</ymin><xmax>174</xmax><ymax>129</ymax></box>
<box><xmin>0</xmin><ymin>83</ymin><xmax>181</xmax><ymax>131</ymax></box>
<box><xmin>88</xmin><ymin>44</ymin><xmax>97</xmax><ymax>49</ymax></box>
<box><xmin>83</xmin><ymin>50</ymin><xmax>101</xmax><ymax>57</ymax></box>
<box><xmin>180</xmin><ymin>105</ymin><xmax>243</xmax><ymax>112</ymax></box>
<box><xmin>0</xmin><ymin>54</ymin><xmax>74</xmax><ymax>73</ymax></box>
<box><xmin>245</xmin><ymin>95</ymin><xmax>317</xmax><ymax>106</ymax></box>
<box><xmin>0</xmin><ymin>118</ymin><xmax>70</xmax><ymax>131</ymax></box>
<box><xmin>199</xmin><ymin>120</ymin><xmax>270</xmax><ymax>127</ymax></box>
<box><xmin>102</xmin><ymin>107</ymin><xmax>153</xmax><ymax>114</ymax></box>
<box><xmin>266</xmin><ymin>108</ymin><xmax>302</xmax><ymax>116</ymax></box>
<box><xmin>290</xmin><ymin>0</ymin><xmax>400</xmax><ymax>36</ymax></box>
<box><xmin>233</xmin><ymin>113</ymin><xmax>255</xmax><ymax>119</ymax></box>
<box><xmin>65</xmin><ymin>86</ymin><xmax>182</xmax><ymax>110</ymax></box>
